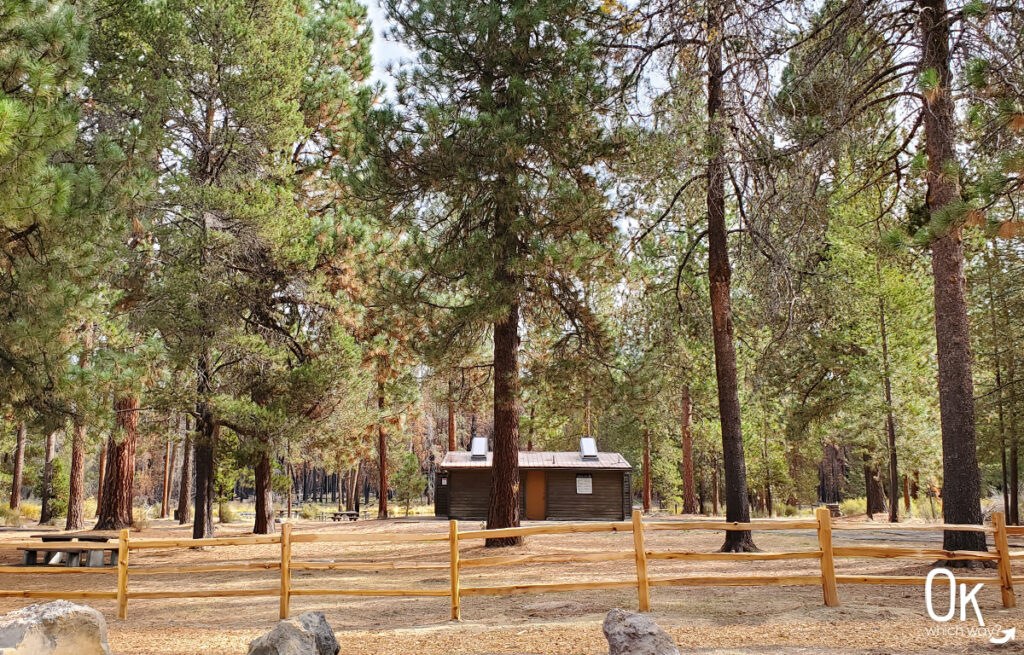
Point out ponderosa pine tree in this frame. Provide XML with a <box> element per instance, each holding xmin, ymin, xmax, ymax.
<box><xmin>371</xmin><ymin>0</ymin><xmax>622</xmax><ymax>546</ymax></box>
<box><xmin>786</xmin><ymin>0</ymin><xmax>1024</xmax><ymax>554</ymax></box>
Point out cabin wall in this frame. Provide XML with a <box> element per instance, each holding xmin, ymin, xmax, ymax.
<box><xmin>446</xmin><ymin>469</ymin><xmax>491</xmax><ymax>520</ymax></box>
<box><xmin>545</xmin><ymin>470</ymin><xmax>626</xmax><ymax>521</ymax></box>
<box><xmin>440</xmin><ymin>467</ymin><xmax>630</xmax><ymax>521</ymax></box>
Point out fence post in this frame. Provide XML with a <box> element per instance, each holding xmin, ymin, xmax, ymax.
<box><xmin>449</xmin><ymin>519</ymin><xmax>461</xmax><ymax>621</ymax></box>
<box><xmin>993</xmin><ymin>511</ymin><xmax>1015</xmax><ymax>608</ymax></box>
<box><xmin>815</xmin><ymin>507</ymin><xmax>839</xmax><ymax>607</ymax></box>
<box><xmin>632</xmin><ymin>509</ymin><xmax>650</xmax><ymax>611</ymax></box>
<box><xmin>280</xmin><ymin>523</ymin><xmax>292</xmax><ymax>619</ymax></box>
<box><xmin>117</xmin><ymin>528</ymin><xmax>129</xmax><ymax>619</ymax></box>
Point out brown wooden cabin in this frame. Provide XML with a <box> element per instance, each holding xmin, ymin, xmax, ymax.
<box><xmin>434</xmin><ymin>441</ymin><xmax>632</xmax><ymax>521</ymax></box>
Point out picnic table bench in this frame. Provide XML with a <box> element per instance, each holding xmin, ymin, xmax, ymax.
<box><xmin>330</xmin><ymin>511</ymin><xmax>358</xmax><ymax>522</ymax></box>
<box><xmin>20</xmin><ymin>532</ymin><xmax>118</xmax><ymax>568</ymax></box>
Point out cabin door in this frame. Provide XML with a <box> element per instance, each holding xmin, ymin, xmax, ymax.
<box><xmin>525</xmin><ymin>470</ymin><xmax>546</xmax><ymax>520</ymax></box>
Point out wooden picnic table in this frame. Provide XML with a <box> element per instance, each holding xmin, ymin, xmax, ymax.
<box><xmin>21</xmin><ymin>532</ymin><xmax>118</xmax><ymax>568</ymax></box>
<box><xmin>331</xmin><ymin>511</ymin><xmax>358</xmax><ymax>522</ymax></box>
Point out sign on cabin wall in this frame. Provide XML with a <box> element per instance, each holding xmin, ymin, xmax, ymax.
<box><xmin>576</xmin><ymin>474</ymin><xmax>593</xmax><ymax>495</ymax></box>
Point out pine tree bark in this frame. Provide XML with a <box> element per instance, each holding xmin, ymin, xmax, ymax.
<box><xmin>67</xmin><ymin>324</ymin><xmax>93</xmax><ymax>530</ymax></box>
<box><xmin>193</xmin><ymin>345</ymin><xmax>217</xmax><ymax>538</ymax></box>
<box><xmin>192</xmin><ymin>418</ymin><xmax>216</xmax><ymax>538</ymax></box>
<box><xmin>643</xmin><ymin>427</ymin><xmax>652</xmax><ymax>513</ymax></box>
<box><xmin>377</xmin><ymin>374</ymin><xmax>389</xmax><ymax>519</ymax></box>
<box><xmin>486</xmin><ymin>298</ymin><xmax>522</xmax><ymax>547</ymax></box>
<box><xmin>177</xmin><ymin>432</ymin><xmax>192</xmax><ymax>525</ymax></box>
<box><xmin>66</xmin><ymin>420</ymin><xmax>87</xmax><ymax>530</ymax></box>
<box><xmin>680</xmin><ymin>385</ymin><xmax>698</xmax><ymax>514</ymax></box>
<box><xmin>864</xmin><ymin>458</ymin><xmax>888</xmax><ymax>520</ymax></box>
<box><xmin>9</xmin><ymin>421</ymin><xmax>25</xmax><ymax>511</ymax></box>
<box><xmin>39</xmin><ymin>430</ymin><xmax>57</xmax><ymax>524</ymax></box>
<box><xmin>94</xmin><ymin>441</ymin><xmax>106</xmax><ymax>517</ymax></box>
<box><xmin>818</xmin><ymin>442</ymin><xmax>846</xmax><ymax>504</ymax></box>
<box><xmin>917</xmin><ymin>0</ymin><xmax>985</xmax><ymax>554</ymax></box>
<box><xmin>160</xmin><ymin>440</ymin><xmax>172</xmax><ymax>519</ymax></box>
<box><xmin>253</xmin><ymin>448</ymin><xmax>275</xmax><ymax>534</ymax></box>
<box><xmin>878</xmin><ymin>294</ymin><xmax>899</xmax><ymax>523</ymax></box>
<box><xmin>95</xmin><ymin>395</ymin><xmax>140</xmax><ymax>530</ymax></box>
<box><xmin>706</xmin><ymin>0</ymin><xmax>754</xmax><ymax>552</ymax></box>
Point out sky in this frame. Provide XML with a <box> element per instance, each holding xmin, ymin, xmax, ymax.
<box><xmin>365</xmin><ymin>0</ymin><xmax>410</xmax><ymax>90</ymax></box>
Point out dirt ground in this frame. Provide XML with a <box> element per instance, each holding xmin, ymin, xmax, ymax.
<box><xmin>1</xmin><ymin>515</ymin><xmax>1022</xmax><ymax>655</ymax></box>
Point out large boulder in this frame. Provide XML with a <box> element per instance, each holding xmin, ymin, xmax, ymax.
<box><xmin>0</xmin><ymin>600</ymin><xmax>110</xmax><ymax>655</ymax></box>
<box><xmin>247</xmin><ymin>612</ymin><xmax>339</xmax><ymax>655</ymax></box>
<box><xmin>602</xmin><ymin>608</ymin><xmax>679</xmax><ymax>655</ymax></box>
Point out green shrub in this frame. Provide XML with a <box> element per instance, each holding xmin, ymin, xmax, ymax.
<box><xmin>298</xmin><ymin>503</ymin><xmax>318</xmax><ymax>520</ymax></box>
<box><xmin>839</xmin><ymin>497</ymin><xmax>867</xmax><ymax>516</ymax></box>
<box><xmin>778</xmin><ymin>503</ymin><xmax>798</xmax><ymax>517</ymax></box>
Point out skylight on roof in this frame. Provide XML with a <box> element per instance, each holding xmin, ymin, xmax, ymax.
<box><xmin>470</xmin><ymin>436</ymin><xmax>488</xmax><ymax>460</ymax></box>
<box><xmin>580</xmin><ymin>437</ymin><xmax>598</xmax><ymax>460</ymax></box>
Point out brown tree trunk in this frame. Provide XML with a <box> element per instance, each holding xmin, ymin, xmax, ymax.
<box><xmin>39</xmin><ymin>430</ymin><xmax>57</xmax><ymax>524</ymax></box>
<box><xmin>918</xmin><ymin>0</ymin><xmax>986</xmax><ymax>555</ymax></box>
<box><xmin>706</xmin><ymin>0</ymin><xmax>754</xmax><ymax>552</ymax></box>
<box><xmin>177</xmin><ymin>431</ymin><xmax>192</xmax><ymax>525</ymax></box>
<box><xmin>864</xmin><ymin>458</ymin><xmax>888</xmax><ymax>520</ymax></box>
<box><xmin>9</xmin><ymin>421</ymin><xmax>25</xmax><ymax>511</ymax></box>
<box><xmin>818</xmin><ymin>442</ymin><xmax>846</xmax><ymax>504</ymax></box>
<box><xmin>193</xmin><ymin>345</ymin><xmax>217</xmax><ymax>538</ymax></box>
<box><xmin>711</xmin><ymin>457</ymin><xmax>719</xmax><ymax>515</ymax></box>
<box><xmin>94</xmin><ymin>441</ymin><xmax>107</xmax><ymax>517</ymax></box>
<box><xmin>878</xmin><ymin>295</ymin><xmax>900</xmax><ymax>523</ymax></box>
<box><xmin>66</xmin><ymin>420</ymin><xmax>87</xmax><ymax>530</ymax></box>
<box><xmin>253</xmin><ymin>448</ymin><xmax>275</xmax><ymax>534</ymax></box>
<box><xmin>903</xmin><ymin>474</ymin><xmax>911</xmax><ymax>512</ymax></box>
<box><xmin>95</xmin><ymin>395</ymin><xmax>140</xmax><ymax>530</ymax></box>
<box><xmin>192</xmin><ymin>414</ymin><xmax>216</xmax><ymax>539</ymax></box>
<box><xmin>643</xmin><ymin>427</ymin><xmax>652</xmax><ymax>513</ymax></box>
<box><xmin>680</xmin><ymin>385</ymin><xmax>697</xmax><ymax>514</ymax></box>
<box><xmin>486</xmin><ymin>299</ymin><xmax>522</xmax><ymax>547</ymax></box>
<box><xmin>377</xmin><ymin>374</ymin><xmax>389</xmax><ymax>520</ymax></box>
<box><xmin>160</xmin><ymin>440</ymin><xmax>172</xmax><ymax>519</ymax></box>
<box><xmin>67</xmin><ymin>325</ymin><xmax>93</xmax><ymax>530</ymax></box>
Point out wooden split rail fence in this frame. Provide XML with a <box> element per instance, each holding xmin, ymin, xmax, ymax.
<box><xmin>0</xmin><ymin>508</ymin><xmax>1020</xmax><ymax>621</ymax></box>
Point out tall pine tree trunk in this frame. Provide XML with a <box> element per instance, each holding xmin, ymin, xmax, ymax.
<box><xmin>160</xmin><ymin>440</ymin><xmax>172</xmax><ymax>519</ymax></box>
<box><xmin>377</xmin><ymin>373</ymin><xmax>389</xmax><ymax>519</ymax></box>
<box><xmin>680</xmin><ymin>385</ymin><xmax>697</xmax><ymax>513</ymax></box>
<box><xmin>878</xmin><ymin>294</ymin><xmax>899</xmax><ymax>523</ymax></box>
<box><xmin>39</xmin><ymin>430</ymin><xmax>56</xmax><ymax>524</ymax></box>
<box><xmin>643</xmin><ymin>427</ymin><xmax>652</xmax><ymax>513</ymax></box>
<box><xmin>67</xmin><ymin>324</ymin><xmax>93</xmax><ymax>530</ymax></box>
<box><xmin>9</xmin><ymin>421</ymin><xmax>25</xmax><ymax>511</ymax></box>
<box><xmin>66</xmin><ymin>420</ymin><xmax>87</xmax><ymax>530</ymax></box>
<box><xmin>486</xmin><ymin>298</ymin><xmax>521</xmax><ymax>547</ymax></box>
<box><xmin>193</xmin><ymin>346</ymin><xmax>216</xmax><ymax>538</ymax></box>
<box><xmin>918</xmin><ymin>0</ymin><xmax>985</xmax><ymax>554</ymax></box>
<box><xmin>706</xmin><ymin>0</ymin><xmax>754</xmax><ymax>552</ymax></box>
<box><xmin>864</xmin><ymin>457</ymin><xmax>888</xmax><ymax>520</ymax></box>
<box><xmin>95</xmin><ymin>395</ymin><xmax>140</xmax><ymax>530</ymax></box>
<box><xmin>177</xmin><ymin>432</ymin><xmax>192</xmax><ymax>525</ymax></box>
<box><xmin>254</xmin><ymin>448</ymin><xmax>275</xmax><ymax>534</ymax></box>
<box><xmin>94</xmin><ymin>441</ymin><xmax>106</xmax><ymax>517</ymax></box>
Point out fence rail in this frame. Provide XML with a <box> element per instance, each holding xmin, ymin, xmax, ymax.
<box><xmin>0</xmin><ymin>508</ymin><xmax>1017</xmax><ymax>620</ymax></box>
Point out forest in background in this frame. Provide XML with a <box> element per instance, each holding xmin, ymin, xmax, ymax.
<box><xmin>0</xmin><ymin>0</ymin><xmax>1022</xmax><ymax>552</ymax></box>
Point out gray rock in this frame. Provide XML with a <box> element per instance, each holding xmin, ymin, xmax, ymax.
<box><xmin>247</xmin><ymin>612</ymin><xmax>338</xmax><ymax>655</ymax></box>
<box><xmin>0</xmin><ymin>600</ymin><xmax>110</xmax><ymax>655</ymax></box>
<box><xmin>296</xmin><ymin>612</ymin><xmax>339</xmax><ymax>655</ymax></box>
<box><xmin>602</xmin><ymin>608</ymin><xmax>680</xmax><ymax>655</ymax></box>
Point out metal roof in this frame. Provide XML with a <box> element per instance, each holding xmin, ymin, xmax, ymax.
<box><xmin>439</xmin><ymin>450</ymin><xmax>631</xmax><ymax>470</ymax></box>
